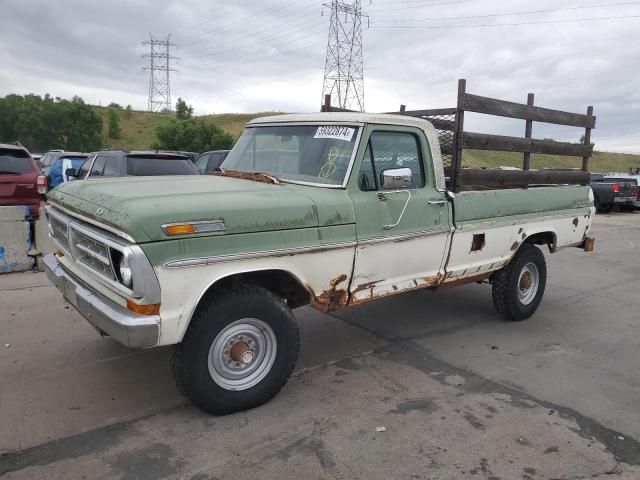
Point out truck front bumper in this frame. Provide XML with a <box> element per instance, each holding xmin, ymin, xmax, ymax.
<box><xmin>43</xmin><ymin>254</ymin><xmax>159</xmax><ymax>348</ymax></box>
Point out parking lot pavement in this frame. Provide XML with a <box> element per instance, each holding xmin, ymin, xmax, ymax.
<box><xmin>1</xmin><ymin>212</ymin><xmax>639</xmax><ymax>479</ymax></box>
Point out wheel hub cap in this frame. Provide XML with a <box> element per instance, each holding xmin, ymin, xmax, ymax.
<box><xmin>208</xmin><ymin>319</ymin><xmax>277</xmax><ymax>391</ymax></box>
<box><xmin>519</xmin><ymin>272</ymin><xmax>532</xmax><ymax>290</ymax></box>
<box><xmin>517</xmin><ymin>262</ymin><xmax>540</xmax><ymax>306</ymax></box>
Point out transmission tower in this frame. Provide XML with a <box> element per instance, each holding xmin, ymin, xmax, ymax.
<box><xmin>321</xmin><ymin>0</ymin><xmax>366</xmax><ymax>112</ymax></box>
<box><xmin>142</xmin><ymin>34</ymin><xmax>178</xmax><ymax>113</ymax></box>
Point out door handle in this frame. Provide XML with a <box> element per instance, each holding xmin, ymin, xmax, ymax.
<box><xmin>381</xmin><ymin>190</ymin><xmax>412</xmax><ymax>230</ymax></box>
<box><xmin>428</xmin><ymin>199</ymin><xmax>447</xmax><ymax>206</ymax></box>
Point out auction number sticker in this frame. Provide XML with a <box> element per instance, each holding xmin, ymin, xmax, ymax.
<box><xmin>314</xmin><ymin>126</ymin><xmax>355</xmax><ymax>142</ymax></box>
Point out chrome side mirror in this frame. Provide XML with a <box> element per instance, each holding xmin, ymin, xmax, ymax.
<box><xmin>381</xmin><ymin>167</ymin><xmax>412</xmax><ymax>189</ymax></box>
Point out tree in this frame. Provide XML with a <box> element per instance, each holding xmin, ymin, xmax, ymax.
<box><xmin>153</xmin><ymin>118</ymin><xmax>234</xmax><ymax>152</ymax></box>
<box><xmin>124</xmin><ymin>104</ymin><xmax>133</xmax><ymax>119</ymax></box>
<box><xmin>58</xmin><ymin>96</ymin><xmax>103</xmax><ymax>151</ymax></box>
<box><xmin>108</xmin><ymin>102</ymin><xmax>122</xmax><ymax>109</ymax></box>
<box><xmin>175</xmin><ymin>98</ymin><xmax>194</xmax><ymax>120</ymax></box>
<box><xmin>0</xmin><ymin>93</ymin><xmax>102</xmax><ymax>152</ymax></box>
<box><xmin>107</xmin><ymin>107</ymin><xmax>122</xmax><ymax>139</ymax></box>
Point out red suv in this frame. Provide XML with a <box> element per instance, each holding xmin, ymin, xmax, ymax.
<box><xmin>0</xmin><ymin>143</ymin><xmax>47</xmax><ymax>218</ymax></box>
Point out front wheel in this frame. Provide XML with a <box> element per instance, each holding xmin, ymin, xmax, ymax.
<box><xmin>172</xmin><ymin>285</ymin><xmax>300</xmax><ymax>415</ymax></box>
<box><xmin>491</xmin><ymin>243</ymin><xmax>547</xmax><ymax>321</ymax></box>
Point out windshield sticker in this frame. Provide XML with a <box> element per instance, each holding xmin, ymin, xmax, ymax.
<box><xmin>314</xmin><ymin>126</ymin><xmax>355</xmax><ymax>142</ymax></box>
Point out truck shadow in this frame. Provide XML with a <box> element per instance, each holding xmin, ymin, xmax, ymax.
<box><xmin>330</xmin><ymin>283</ymin><xmax>501</xmax><ymax>341</ymax></box>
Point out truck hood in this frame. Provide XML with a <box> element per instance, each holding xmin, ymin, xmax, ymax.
<box><xmin>47</xmin><ymin>175</ymin><xmax>323</xmax><ymax>242</ymax></box>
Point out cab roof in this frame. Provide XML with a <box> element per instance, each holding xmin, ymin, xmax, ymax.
<box><xmin>248</xmin><ymin>112</ymin><xmax>436</xmax><ymax>132</ymax></box>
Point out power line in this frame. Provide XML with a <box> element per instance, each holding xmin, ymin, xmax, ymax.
<box><xmin>181</xmin><ymin>16</ymin><xmax>326</xmax><ymax>60</ymax></box>
<box><xmin>142</xmin><ymin>34</ymin><xmax>179</xmax><ymax>113</ymax></box>
<box><xmin>187</xmin><ymin>39</ymin><xmax>326</xmax><ymax>70</ymax></box>
<box><xmin>368</xmin><ymin>14</ymin><xmax>640</xmax><ymax>29</ymax></box>
<box><xmin>179</xmin><ymin>3</ymin><xmax>319</xmax><ymax>48</ymax></box>
<box><xmin>177</xmin><ymin>1</ymin><xmax>305</xmax><ymax>41</ymax></box>
<box><xmin>367</xmin><ymin>0</ymin><xmax>471</xmax><ymax>13</ymax></box>
<box><xmin>372</xmin><ymin>0</ymin><xmax>467</xmax><ymax>5</ymax></box>
<box><xmin>370</xmin><ymin>1</ymin><xmax>640</xmax><ymax>23</ymax></box>
<box><xmin>181</xmin><ymin>23</ymin><xmax>328</xmax><ymax>68</ymax></box>
<box><xmin>322</xmin><ymin>0</ymin><xmax>366</xmax><ymax>112</ymax></box>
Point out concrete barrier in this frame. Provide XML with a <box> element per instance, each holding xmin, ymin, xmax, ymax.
<box><xmin>0</xmin><ymin>206</ymin><xmax>34</xmax><ymax>273</ymax></box>
<box><xmin>33</xmin><ymin>206</ymin><xmax>56</xmax><ymax>271</ymax></box>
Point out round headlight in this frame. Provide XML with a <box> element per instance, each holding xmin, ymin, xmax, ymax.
<box><xmin>119</xmin><ymin>255</ymin><xmax>133</xmax><ymax>288</ymax></box>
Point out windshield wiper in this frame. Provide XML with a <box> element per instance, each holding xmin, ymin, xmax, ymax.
<box><xmin>0</xmin><ymin>171</ymin><xmax>20</xmax><ymax>175</ymax></box>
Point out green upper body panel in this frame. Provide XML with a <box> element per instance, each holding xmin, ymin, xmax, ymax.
<box><xmin>453</xmin><ymin>186</ymin><xmax>592</xmax><ymax>226</ymax></box>
<box><xmin>49</xmin><ymin>175</ymin><xmax>354</xmax><ymax>243</ymax></box>
<box><xmin>48</xmin><ymin>175</ymin><xmax>355</xmax><ymax>243</ymax></box>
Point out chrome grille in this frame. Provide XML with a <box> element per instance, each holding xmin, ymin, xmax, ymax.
<box><xmin>69</xmin><ymin>227</ymin><xmax>115</xmax><ymax>279</ymax></box>
<box><xmin>49</xmin><ymin>215</ymin><xmax>70</xmax><ymax>251</ymax></box>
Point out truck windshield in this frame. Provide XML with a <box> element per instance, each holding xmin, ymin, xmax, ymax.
<box><xmin>221</xmin><ymin>125</ymin><xmax>360</xmax><ymax>186</ymax></box>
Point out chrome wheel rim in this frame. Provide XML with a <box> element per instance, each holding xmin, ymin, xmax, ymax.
<box><xmin>517</xmin><ymin>262</ymin><xmax>540</xmax><ymax>305</ymax></box>
<box><xmin>208</xmin><ymin>318</ymin><xmax>277</xmax><ymax>391</ymax></box>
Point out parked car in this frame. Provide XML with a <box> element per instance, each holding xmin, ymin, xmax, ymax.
<box><xmin>590</xmin><ymin>174</ymin><xmax>637</xmax><ymax>213</ymax></box>
<box><xmin>195</xmin><ymin>150</ymin><xmax>230</xmax><ymax>174</ymax></box>
<box><xmin>604</xmin><ymin>175</ymin><xmax>640</xmax><ymax>209</ymax></box>
<box><xmin>38</xmin><ymin>150</ymin><xmax>84</xmax><ymax>177</ymax></box>
<box><xmin>47</xmin><ymin>153</ymin><xmax>90</xmax><ymax>189</ymax></box>
<box><xmin>162</xmin><ymin>151</ymin><xmax>199</xmax><ymax>163</ymax></box>
<box><xmin>0</xmin><ymin>143</ymin><xmax>47</xmax><ymax>218</ymax></box>
<box><xmin>67</xmin><ymin>150</ymin><xmax>199</xmax><ymax>179</ymax></box>
<box><xmin>43</xmin><ymin>112</ymin><xmax>596</xmax><ymax>415</ymax></box>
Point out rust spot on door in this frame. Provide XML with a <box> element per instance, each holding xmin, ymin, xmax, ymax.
<box><xmin>350</xmin><ymin>275</ymin><xmax>442</xmax><ymax>305</ymax></box>
<box><xmin>511</xmin><ymin>241</ymin><xmax>520</xmax><ymax>251</ymax></box>
<box><xmin>572</xmin><ymin>217</ymin><xmax>579</xmax><ymax>227</ymax></box>
<box><xmin>311</xmin><ymin>274</ymin><xmax>349</xmax><ymax>312</ymax></box>
<box><xmin>438</xmin><ymin>272</ymin><xmax>492</xmax><ymax>289</ymax></box>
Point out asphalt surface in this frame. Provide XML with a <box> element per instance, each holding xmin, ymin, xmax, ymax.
<box><xmin>1</xmin><ymin>212</ymin><xmax>639</xmax><ymax>479</ymax></box>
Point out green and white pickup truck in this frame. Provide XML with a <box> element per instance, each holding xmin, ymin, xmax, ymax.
<box><xmin>43</xmin><ymin>113</ymin><xmax>595</xmax><ymax>414</ymax></box>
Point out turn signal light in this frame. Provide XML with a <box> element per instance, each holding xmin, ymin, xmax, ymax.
<box><xmin>163</xmin><ymin>224</ymin><xmax>196</xmax><ymax>236</ymax></box>
<box><xmin>126</xmin><ymin>300</ymin><xmax>160</xmax><ymax>315</ymax></box>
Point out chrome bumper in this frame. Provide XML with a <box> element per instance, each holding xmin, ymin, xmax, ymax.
<box><xmin>43</xmin><ymin>254</ymin><xmax>159</xmax><ymax>348</ymax></box>
<box><xmin>614</xmin><ymin>196</ymin><xmax>636</xmax><ymax>204</ymax></box>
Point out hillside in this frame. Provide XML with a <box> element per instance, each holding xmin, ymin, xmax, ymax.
<box><xmin>462</xmin><ymin>150</ymin><xmax>640</xmax><ymax>173</ymax></box>
<box><xmin>94</xmin><ymin>107</ymin><xmax>277</xmax><ymax>150</ymax></box>
<box><xmin>94</xmin><ymin>107</ymin><xmax>640</xmax><ymax>172</ymax></box>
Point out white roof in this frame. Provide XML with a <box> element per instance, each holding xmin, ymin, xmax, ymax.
<box><xmin>248</xmin><ymin>112</ymin><xmax>436</xmax><ymax>132</ymax></box>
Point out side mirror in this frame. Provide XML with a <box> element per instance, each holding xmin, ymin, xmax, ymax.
<box><xmin>381</xmin><ymin>167</ymin><xmax>412</xmax><ymax>189</ymax></box>
<box><xmin>65</xmin><ymin>168</ymin><xmax>77</xmax><ymax>179</ymax></box>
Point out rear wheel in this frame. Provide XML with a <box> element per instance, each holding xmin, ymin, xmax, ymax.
<box><xmin>595</xmin><ymin>197</ymin><xmax>614</xmax><ymax>213</ymax></box>
<box><xmin>492</xmin><ymin>243</ymin><xmax>547</xmax><ymax>321</ymax></box>
<box><xmin>172</xmin><ymin>285</ymin><xmax>300</xmax><ymax>415</ymax></box>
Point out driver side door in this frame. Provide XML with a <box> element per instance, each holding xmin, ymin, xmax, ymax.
<box><xmin>348</xmin><ymin>125</ymin><xmax>452</xmax><ymax>303</ymax></box>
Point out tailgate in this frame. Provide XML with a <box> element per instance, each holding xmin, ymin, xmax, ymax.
<box><xmin>0</xmin><ymin>179</ymin><xmax>17</xmax><ymax>197</ymax></box>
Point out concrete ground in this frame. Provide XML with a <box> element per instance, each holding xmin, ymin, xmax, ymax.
<box><xmin>1</xmin><ymin>212</ymin><xmax>639</xmax><ymax>479</ymax></box>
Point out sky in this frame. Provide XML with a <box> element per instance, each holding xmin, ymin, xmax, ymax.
<box><xmin>1</xmin><ymin>0</ymin><xmax>640</xmax><ymax>153</ymax></box>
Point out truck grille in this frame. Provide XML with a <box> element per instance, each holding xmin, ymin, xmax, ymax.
<box><xmin>69</xmin><ymin>227</ymin><xmax>115</xmax><ymax>279</ymax></box>
<box><xmin>49</xmin><ymin>215</ymin><xmax>70</xmax><ymax>251</ymax></box>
